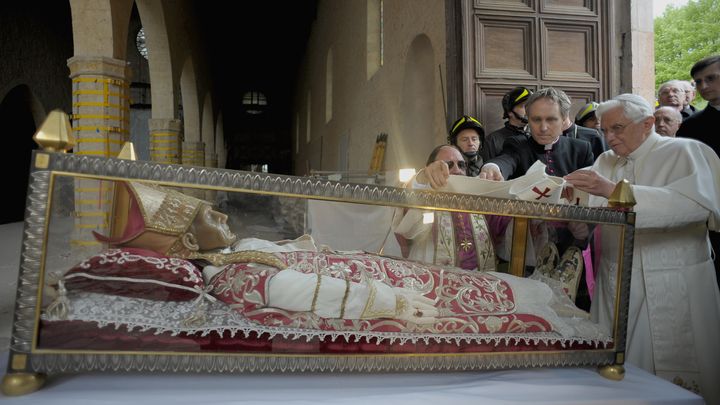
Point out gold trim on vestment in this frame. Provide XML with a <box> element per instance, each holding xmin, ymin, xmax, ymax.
<box><xmin>311</xmin><ymin>274</ymin><xmax>322</xmax><ymax>313</ymax></box>
<box><xmin>179</xmin><ymin>250</ymin><xmax>287</xmax><ymax>269</ymax></box>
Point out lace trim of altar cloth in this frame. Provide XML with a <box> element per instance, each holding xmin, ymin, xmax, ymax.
<box><xmin>42</xmin><ymin>292</ymin><xmax>612</xmax><ymax>348</ymax></box>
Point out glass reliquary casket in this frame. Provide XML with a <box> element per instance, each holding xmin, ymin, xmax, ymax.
<box><xmin>2</xmin><ymin>143</ymin><xmax>636</xmax><ymax>395</ymax></box>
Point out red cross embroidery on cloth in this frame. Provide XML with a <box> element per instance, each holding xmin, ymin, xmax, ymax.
<box><xmin>532</xmin><ymin>186</ymin><xmax>551</xmax><ymax>200</ymax></box>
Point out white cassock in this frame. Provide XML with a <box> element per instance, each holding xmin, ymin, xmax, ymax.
<box><xmin>589</xmin><ymin>131</ymin><xmax>720</xmax><ymax>404</ymax></box>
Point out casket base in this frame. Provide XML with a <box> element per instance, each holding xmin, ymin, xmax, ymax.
<box><xmin>598</xmin><ymin>364</ymin><xmax>625</xmax><ymax>381</ymax></box>
<box><xmin>1</xmin><ymin>372</ymin><xmax>46</xmax><ymax>396</ymax></box>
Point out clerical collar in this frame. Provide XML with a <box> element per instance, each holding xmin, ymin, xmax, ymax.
<box><xmin>544</xmin><ymin>136</ymin><xmax>560</xmax><ymax>150</ymax></box>
<box><xmin>561</xmin><ymin>124</ymin><xmax>577</xmax><ymax>138</ymax></box>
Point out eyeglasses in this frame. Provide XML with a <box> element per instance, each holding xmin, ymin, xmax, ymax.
<box><xmin>659</xmin><ymin>88</ymin><xmax>683</xmax><ymax>95</ymax></box>
<box><xmin>603</xmin><ymin>121</ymin><xmax>633</xmax><ymax>135</ymax></box>
<box><xmin>444</xmin><ymin>160</ymin><xmax>467</xmax><ymax>171</ymax></box>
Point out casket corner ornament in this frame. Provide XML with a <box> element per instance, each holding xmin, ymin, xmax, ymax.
<box><xmin>3</xmin><ymin>148</ymin><xmax>635</xmax><ymax>395</ymax></box>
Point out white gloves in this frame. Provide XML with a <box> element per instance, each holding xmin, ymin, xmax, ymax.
<box><xmin>393</xmin><ymin>287</ymin><xmax>438</xmax><ymax>324</ymax></box>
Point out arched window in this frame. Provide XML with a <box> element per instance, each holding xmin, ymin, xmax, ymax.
<box><xmin>242</xmin><ymin>91</ymin><xmax>268</xmax><ymax>115</ymax></box>
<box><xmin>135</xmin><ymin>27</ymin><xmax>148</xmax><ymax>60</ymax></box>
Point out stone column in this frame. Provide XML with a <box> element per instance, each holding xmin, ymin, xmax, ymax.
<box><xmin>217</xmin><ymin>146</ymin><xmax>226</xmax><ymax>169</ymax></box>
<box><xmin>205</xmin><ymin>152</ymin><xmax>218</xmax><ymax>168</ymax></box>
<box><xmin>67</xmin><ymin>56</ymin><xmax>130</xmax><ymax>252</ymax></box>
<box><xmin>204</xmin><ymin>152</ymin><xmax>219</xmax><ymax>202</ymax></box>
<box><xmin>148</xmin><ymin>118</ymin><xmax>183</xmax><ymax>164</ymax></box>
<box><xmin>181</xmin><ymin>141</ymin><xmax>205</xmax><ymax>167</ymax></box>
<box><xmin>614</xmin><ymin>0</ymin><xmax>655</xmax><ymax>102</ymax></box>
<box><xmin>181</xmin><ymin>141</ymin><xmax>206</xmax><ymax>198</ymax></box>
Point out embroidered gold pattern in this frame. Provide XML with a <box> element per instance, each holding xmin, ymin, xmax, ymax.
<box><xmin>181</xmin><ymin>250</ymin><xmax>287</xmax><ymax>269</ymax></box>
<box><xmin>339</xmin><ymin>276</ymin><xmax>351</xmax><ymax>318</ymax></box>
<box><xmin>459</xmin><ymin>238</ymin><xmax>474</xmax><ymax>252</ymax></box>
<box><xmin>471</xmin><ymin>215</ymin><xmax>497</xmax><ymax>271</ymax></box>
<box><xmin>360</xmin><ymin>281</ymin><xmax>395</xmax><ymax>319</ymax></box>
<box><xmin>395</xmin><ymin>295</ymin><xmax>408</xmax><ymax>317</ymax></box>
<box><xmin>310</xmin><ymin>274</ymin><xmax>322</xmax><ymax>313</ymax></box>
<box><xmin>212</xmin><ymin>251</ymin><xmax>552</xmax><ymax>336</ymax></box>
<box><xmin>127</xmin><ymin>181</ymin><xmax>204</xmax><ymax>236</ymax></box>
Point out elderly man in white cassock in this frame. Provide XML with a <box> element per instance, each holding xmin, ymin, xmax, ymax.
<box><xmin>565</xmin><ymin>94</ymin><xmax>720</xmax><ymax>404</ymax></box>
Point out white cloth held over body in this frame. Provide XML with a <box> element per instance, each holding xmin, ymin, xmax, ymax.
<box><xmin>444</xmin><ymin>161</ymin><xmax>566</xmax><ymax>204</ymax></box>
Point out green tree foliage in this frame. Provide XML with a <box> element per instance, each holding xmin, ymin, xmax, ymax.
<box><xmin>655</xmin><ymin>0</ymin><xmax>720</xmax><ymax>106</ymax></box>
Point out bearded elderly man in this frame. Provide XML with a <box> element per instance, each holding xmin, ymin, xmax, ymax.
<box><xmin>565</xmin><ymin>94</ymin><xmax>720</xmax><ymax>404</ymax></box>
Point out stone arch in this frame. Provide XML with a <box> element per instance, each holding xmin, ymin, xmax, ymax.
<box><xmin>180</xmin><ymin>55</ymin><xmax>204</xmax><ymax>167</ymax></box>
<box><xmin>180</xmin><ymin>56</ymin><xmax>201</xmax><ymax>143</ymax></box>
<box><xmin>0</xmin><ymin>85</ymin><xmax>44</xmax><ymax>223</ymax></box>
<box><xmin>215</xmin><ymin>112</ymin><xmax>225</xmax><ymax>168</ymax></box>
<box><xmin>135</xmin><ymin>0</ymin><xmax>177</xmax><ymax>119</ymax></box>
<box><xmin>325</xmin><ymin>47</ymin><xmax>333</xmax><ymax>123</ymax></box>
<box><xmin>366</xmin><ymin>0</ymin><xmax>381</xmax><ymax>80</ymax></box>
<box><xmin>398</xmin><ymin>34</ymin><xmax>436</xmax><ymax>170</ymax></box>
<box><xmin>135</xmin><ymin>1</ymin><xmax>183</xmax><ymax>164</ymax></box>
<box><xmin>69</xmin><ymin>0</ymin><xmax>134</xmax><ymax>59</ymax></box>
<box><xmin>201</xmin><ymin>92</ymin><xmax>215</xmax><ymax>166</ymax></box>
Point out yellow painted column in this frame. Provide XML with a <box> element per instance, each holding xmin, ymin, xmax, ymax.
<box><xmin>205</xmin><ymin>152</ymin><xmax>218</xmax><ymax>168</ymax></box>
<box><xmin>67</xmin><ymin>56</ymin><xmax>130</xmax><ymax>252</ymax></box>
<box><xmin>180</xmin><ymin>141</ymin><xmax>206</xmax><ymax>198</ymax></box>
<box><xmin>181</xmin><ymin>141</ymin><xmax>205</xmax><ymax>167</ymax></box>
<box><xmin>148</xmin><ymin>118</ymin><xmax>182</xmax><ymax>164</ymax></box>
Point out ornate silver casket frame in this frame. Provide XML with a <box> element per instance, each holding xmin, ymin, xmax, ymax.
<box><xmin>2</xmin><ymin>148</ymin><xmax>635</xmax><ymax>396</ymax></box>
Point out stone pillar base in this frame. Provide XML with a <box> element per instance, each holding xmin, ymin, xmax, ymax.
<box><xmin>149</xmin><ymin>118</ymin><xmax>182</xmax><ymax>164</ymax></box>
<box><xmin>181</xmin><ymin>141</ymin><xmax>205</xmax><ymax>167</ymax></box>
<box><xmin>205</xmin><ymin>152</ymin><xmax>218</xmax><ymax>168</ymax></box>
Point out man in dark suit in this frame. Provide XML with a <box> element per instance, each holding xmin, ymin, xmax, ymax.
<box><xmin>480</xmin><ymin>87</ymin><xmax>594</xmax><ymax>181</ymax></box>
<box><xmin>677</xmin><ymin>55</ymin><xmax>720</xmax><ymax>155</ymax></box>
<box><xmin>676</xmin><ymin>54</ymin><xmax>720</xmax><ymax>286</ymax></box>
<box><xmin>566</xmin><ymin>101</ymin><xmax>608</xmax><ymax>161</ymax></box>
<box><xmin>480</xmin><ymin>87</ymin><xmax>595</xmax><ymax>310</ymax></box>
<box><xmin>447</xmin><ymin>115</ymin><xmax>487</xmax><ymax>177</ymax></box>
<box><xmin>563</xmin><ymin>115</ymin><xmax>608</xmax><ymax>161</ymax></box>
<box><xmin>485</xmin><ymin>87</ymin><xmax>532</xmax><ymax>159</ymax></box>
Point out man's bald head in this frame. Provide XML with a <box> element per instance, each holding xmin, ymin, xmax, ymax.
<box><xmin>654</xmin><ymin>107</ymin><xmax>682</xmax><ymax>137</ymax></box>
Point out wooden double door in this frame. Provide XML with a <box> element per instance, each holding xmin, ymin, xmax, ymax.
<box><xmin>452</xmin><ymin>0</ymin><xmax>613</xmax><ymax>134</ymax></box>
